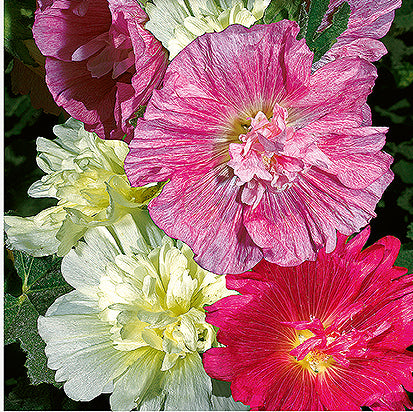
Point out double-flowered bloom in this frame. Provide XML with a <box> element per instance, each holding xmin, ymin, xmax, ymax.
<box><xmin>38</xmin><ymin>214</ymin><xmax>243</xmax><ymax>410</ymax></box>
<box><xmin>5</xmin><ymin>118</ymin><xmax>162</xmax><ymax>257</ymax></box>
<box><xmin>144</xmin><ymin>0</ymin><xmax>271</xmax><ymax>58</ymax></box>
<box><xmin>203</xmin><ymin>228</ymin><xmax>413</xmax><ymax>410</ymax></box>
<box><xmin>11</xmin><ymin>1</ymin><xmax>410</xmax><ymax>411</ymax></box>
<box><xmin>125</xmin><ymin>20</ymin><xmax>393</xmax><ymax>274</ymax></box>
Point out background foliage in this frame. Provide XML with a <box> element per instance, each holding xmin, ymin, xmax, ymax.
<box><xmin>4</xmin><ymin>0</ymin><xmax>413</xmax><ymax>409</ymax></box>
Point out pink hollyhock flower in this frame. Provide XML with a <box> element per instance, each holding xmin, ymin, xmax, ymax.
<box><xmin>203</xmin><ymin>227</ymin><xmax>413</xmax><ymax>410</ymax></box>
<box><xmin>125</xmin><ymin>21</ymin><xmax>393</xmax><ymax>274</ymax></box>
<box><xmin>315</xmin><ymin>0</ymin><xmax>402</xmax><ymax>69</ymax></box>
<box><xmin>33</xmin><ymin>0</ymin><xmax>168</xmax><ymax>141</ymax></box>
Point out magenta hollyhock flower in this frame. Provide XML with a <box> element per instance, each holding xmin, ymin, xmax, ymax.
<box><xmin>316</xmin><ymin>0</ymin><xmax>402</xmax><ymax>68</ymax></box>
<box><xmin>33</xmin><ymin>0</ymin><xmax>168</xmax><ymax>141</ymax></box>
<box><xmin>125</xmin><ymin>21</ymin><xmax>393</xmax><ymax>274</ymax></box>
<box><xmin>203</xmin><ymin>227</ymin><xmax>413</xmax><ymax>410</ymax></box>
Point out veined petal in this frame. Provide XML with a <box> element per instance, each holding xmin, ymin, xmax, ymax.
<box><xmin>203</xmin><ymin>230</ymin><xmax>413</xmax><ymax>410</ymax></box>
<box><xmin>126</xmin><ymin>21</ymin><xmax>392</xmax><ymax>273</ymax></box>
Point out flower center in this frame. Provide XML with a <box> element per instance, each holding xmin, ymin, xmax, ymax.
<box><xmin>227</xmin><ymin>105</ymin><xmax>331</xmax><ymax>208</ymax></box>
<box><xmin>284</xmin><ymin>315</ymin><xmax>381</xmax><ymax>376</ymax></box>
<box><xmin>302</xmin><ymin>349</ymin><xmax>333</xmax><ymax>374</ymax></box>
<box><xmin>72</xmin><ymin>28</ymin><xmax>134</xmax><ymax>79</ymax></box>
<box><xmin>96</xmin><ymin>240</ymin><xmax>219</xmax><ymax>371</ymax></box>
<box><xmin>284</xmin><ymin>318</ymin><xmax>340</xmax><ymax>374</ymax></box>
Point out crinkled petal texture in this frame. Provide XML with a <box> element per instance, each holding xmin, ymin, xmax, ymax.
<box><xmin>33</xmin><ymin>0</ymin><xmax>168</xmax><ymax>141</ymax></box>
<box><xmin>203</xmin><ymin>227</ymin><xmax>413</xmax><ymax>410</ymax></box>
<box><xmin>125</xmin><ymin>21</ymin><xmax>393</xmax><ymax>274</ymax></box>
<box><xmin>38</xmin><ymin>214</ymin><xmax>245</xmax><ymax>411</ymax></box>
<box><xmin>315</xmin><ymin>0</ymin><xmax>402</xmax><ymax>68</ymax></box>
<box><xmin>4</xmin><ymin>118</ymin><xmax>163</xmax><ymax>257</ymax></box>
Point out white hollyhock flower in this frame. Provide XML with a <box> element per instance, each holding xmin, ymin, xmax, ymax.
<box><xmin>144</xmin><ymin>0</ymin><xmax>271</xmax><ymax>58</ymax></box>
<box><xmin>38</xmin><ymin>213</ymin><xmax>245</xmax><ymax>411</ymax></box>
<box><xmin>4</xmin><ymin>118</ymin><xmax>162</xmax><ymax>257</ymax></box>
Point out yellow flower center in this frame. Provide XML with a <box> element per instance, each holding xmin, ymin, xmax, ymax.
<box><xmin>300</xmin><ymin>349</ymin><xmax>334</xmax><ymax>374</ymax></box>
<box><xmin>293</xmin><ymin>329</ymin><xmax>335</xmax><ymax>374</ymax></box>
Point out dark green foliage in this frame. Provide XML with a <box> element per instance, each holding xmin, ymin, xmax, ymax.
<box><xmin>395</xmin><ymin>243</ymin><xmax>413</xmax><ymax>272</ymax></box>
<box><xmin>298</xmin><ymin>0</ymin><xmax>351</xmax><ymax>63</ymax></box>
<box><xmin>260</xmin><ymin>0</ymin><xmax>303</xmax><ymax>24</ymax></box>
<box><xmin>4</xmin><ymin>251</ymin><xmax>73</xmax><ymax>386</ymax></box>
<box><xmin>5</xmin><ymin>86</ymin><xmax>43</xmax><ymax>137</ymax></box>
<box><xmin>4</xmin><ymin>0</ymin><xmax>37</xmax><ymax>65</ymax></box>
<box><xmin>382</xmin><ymin>0</ymin><xmax>413</xmax><ymax>88</ymax></box>
<box><xmin>374</xmin><ymin>99</ymin><xmax>412</xmax><ymax>125</ymax></box>
<box><xmin>4</xmin><ymin>374</ymin><xmax>110</xmax><ymax>411</ymax></box>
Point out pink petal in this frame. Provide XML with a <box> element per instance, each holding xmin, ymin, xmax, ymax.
<box><xmin>148</xmin><ymin>165</ymin><xmax>263</xmax><ymax>275</ymax></box>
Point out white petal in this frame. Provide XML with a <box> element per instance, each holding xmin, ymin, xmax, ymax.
<box><xmin>61</xmin><ymin>227</ymin><xmax>120</xmax><ymax>294</ymax></box>
<box><xmin>38</xmin><ymin>313</ymin><xmax>139</xmax><ymax>402</ymax></box>
<box><xmin>110</xmin><ymin>348</ymin><xmax>164</xmax><ymax>411</ymax></box>
<box><xmin>4</xmin><ymin>206</ymin><xmax>66</xmax><ymax>256</ymax></box>
<box><xmin>162</xmin><ymin>352</ymin><xmax>213</xmax><ymax>410</ymax></box>
<box><xmin>45</xmin><ymin>290</ymin><xmax>99</xmax><ymax>316</ymax></box>
<box><xmin>111</xmin><ymin>213</ymin><xmax>150</xmax><ymax>255</ymax></box>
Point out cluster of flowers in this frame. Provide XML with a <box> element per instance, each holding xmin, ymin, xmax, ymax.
<box><xmin>5</xmin><ymin>0</ymin><xmax>413</xmax><ymax>410</ymax></box>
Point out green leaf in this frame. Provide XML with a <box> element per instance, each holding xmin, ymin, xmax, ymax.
<box><xmin>395</xmin><ymin>243</ymin><xmax>413</xmax><ymax>272</ymax></box>
<box><xmin>306</xmin><ymin>0</ymin><xmax>330</xmax><ymax>42</ymax></box>
<box><xmin>5</xmin><ymin>376</ymin><xmax>81</xmax><ymax>411</ymax></box>
<box><xmin>397</xmin><ymin>187</ymin><xmax>413</xmax><ymax>215</ymax></box>
<box><xmin>407</xmin><ymin>223</ymin><xmax>413</xmax><ymax>241</ymax></box>
<box><xmin>392</xmin><ymin>62</ymin><xmax>413</xmax><ymax>88</ymax></box>
<box><xmin>390</xmin><ymin>0</ymin><xmax>413</xmax><ymax>33</ymax></box>
<box><xmin>382</xmin><ymin>29</ymin><xmax>413</xmax><ymax>88</ymax></box>
<box><xmin>254</xmin><ymin>0</ymin><xmax>304</xmax><ymax>25</ymax></box>
<box><xmin>128</xmin><ymin>105</ymin><xmax>147</xmax><ymax>128</ymax></box>
<box><xmin>311</xmin><ymin>2</ymin><xmax>351</xmax><ymax>62</ymax></box>
<box><xmin>298</xmin><ymin>0</ymin><xmax>351</xmax><ymax>63</ymax></box>
<box><xmin>4</xmin><ymin>251</ymin><xmax>72</xmax><ymax>386</ymax></box>
<box><xmin>263</xmin><ymin>0</ymin><xmax>303</xmax><ymax>23</ymax></box>
<box><xmin>393</xmin><ymin>159</ymin><xmax>413</xmax><ymax>184</ymax></box>
<box><xmin>374</xmin><ymin>98</ymin><xmax>411</xmax><ymax>125</ymax></box>
<box><xmin>386</xmin><ymin>137</ymin><xmax>413</xmax><ymax>160</ymax></box>
<box><xmin>5</xmin><ymin>88</ymin><xmax>42</xmax><ymax>137</ymax></box>
<box><xmin>5</xmin><ymin>377</ymin><xmax>55</xmax><ymax>411</ymax></box>
<box><xmin>4</xmin><ymin>0</ymin><xmax>37</xmax><ymax>65</ymax></box>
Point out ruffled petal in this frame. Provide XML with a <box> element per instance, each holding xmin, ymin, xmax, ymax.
<box><xmin>148</xmin><ymin>164</ymin><xmax>262</xmax><ymax>275</ymax></box>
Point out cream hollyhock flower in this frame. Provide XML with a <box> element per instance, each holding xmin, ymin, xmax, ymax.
<box><xmin>4</xmin><ymin>118</ymin><xmax>162</xmax><ymax>257</ymax></box>
<box><xmin>143</xmin><ymin>0</ymin><xmax>271</xmax><ymax>58</ymax></box>
<box><xmin>38</xmin><ymin>213</ymin><xmax>244</xmax><ymax>411</ymax></box>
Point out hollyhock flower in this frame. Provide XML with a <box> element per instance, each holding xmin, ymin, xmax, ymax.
<box><xmin>4</xmin><ymin>118</ymin><xmax>163</xmax><ymax>257</ymax></box>
<box><xmin>32</xmin><ymin>0</ymin><xmax>168</xmax><ymax>141</ymax></box>
<box><xmin>144</xmin><ymin>0</ymin><xmax>271</xmax><ymax>58</ymax></box>
<box><xmin>203</xmin><ymin>227</ymin><xmax>413</xmax><ymax>410</ymax></box>
<box><xmin>315</xmin><ymin>0</ymin><xmax>402</xmax><ymax>69</ymax></box>
<box><xmin>125</xmin><ymin>21</ymin><xmax>393</xmax><ymax>274</ymax></box>
<box><xmin>37</xmin><ymin>213</ymin><xmax>244</xmax><ymax>411</ymax></box>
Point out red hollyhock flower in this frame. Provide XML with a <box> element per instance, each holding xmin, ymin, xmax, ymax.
<box><xmin>203</xmin><ymin>227</ymin><xmax>413</xmax><ymax>410</ymax></box>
